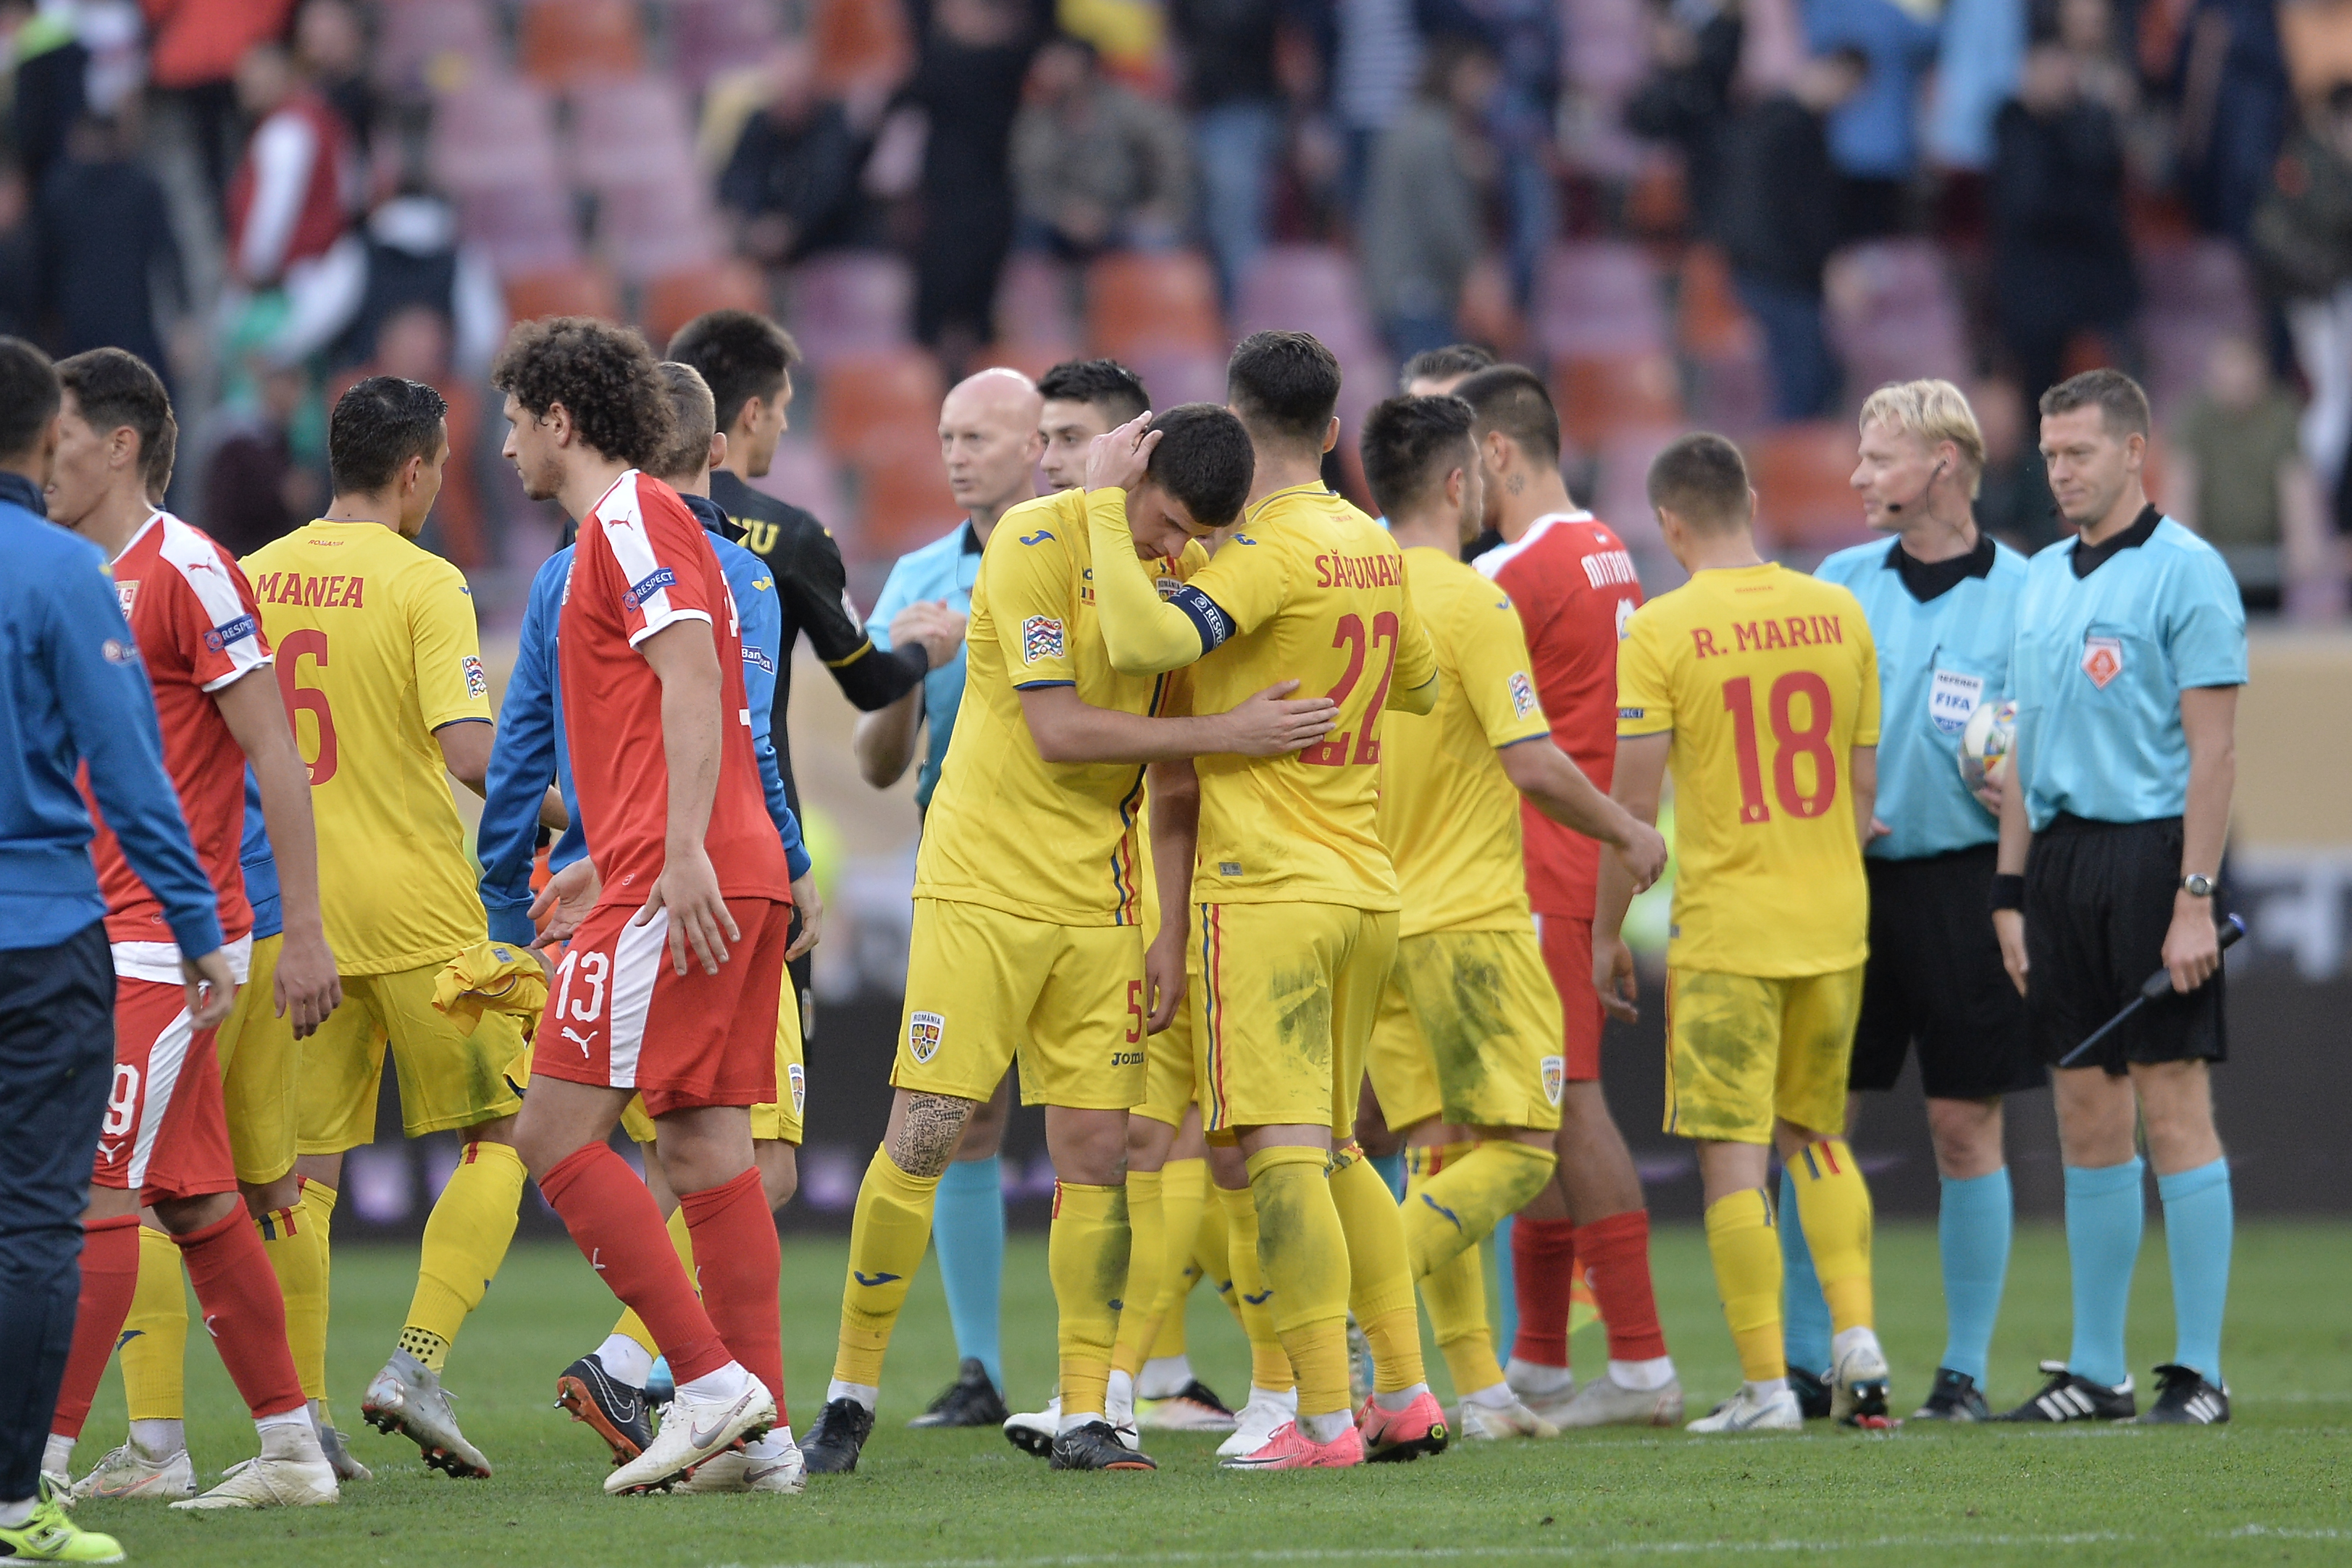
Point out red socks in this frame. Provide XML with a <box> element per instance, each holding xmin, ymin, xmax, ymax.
<box><xmin>540</xmin><ymin>1142</ymin><xmax>731</xmax><ymax>1385</ymax></box>
<box><xmin>680</xmin><ymin>1167</ymin><xmax>784</xmax><ymax>1422</ymax></box>
<box><xmin>174</xmin><ymin>1209</ymin><xmax>306</xmax><ymax>1419</ymax></box>
<box><xmin>1575</xmin><ymin>1209</ymin><xmax>1668</xmax><ymax>1363</ymax></box>
<box><xmin>1510</xmin><ymin>1216</ymin><xmax>1577</xmax><ymax>1367</ymax></box>
<box><xmin>51</xmin><ymin>1215</ymin><xmax>141</xmax><ymax>1439</ymax></box>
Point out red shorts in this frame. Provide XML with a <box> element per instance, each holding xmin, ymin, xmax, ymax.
<box><xmin>93</xmin><ymin>978</ymin><xmax>236</xmax><ymax>1203</ymax></box>
<box><xmin>1534</xmin><ymin>912</ymin><xmax>1604</xmax><ymax>1083</ymax></box>
<box><xmin>532</xmin><ymin>897</ymin><xmax>788</xmax><ymax>1118</ymax></box>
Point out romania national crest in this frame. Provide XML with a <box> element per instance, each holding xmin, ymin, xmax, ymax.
<box><xmin>1021</xmin><ymin>615</ymin><xmax>1064</xmax><ymax>665</ymax></box>
<box><xmin>1540</xmin><ymin>1055</ymin><xmax>1565</xmax><ymax>1107</ymax></box>
<box><xmin>908</xmin><ymin>1010</ymin><xmax>945</xmax><ymax>1064</ymax></box>
<box><xmin>788</xmin><ymin>1062</ymin><xmax>806</xmax><ymax>1116</ymax></box>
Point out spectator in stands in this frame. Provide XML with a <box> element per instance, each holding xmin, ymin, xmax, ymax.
<box><xmin>718</xmin><ymin>38</ymin><xmax>871</xmax><ymax>268</ymax></box>
<box><xmin>2170</xmin><ymin>334</ymin><xmax>2338</xmax><ymax>615</ymax></box>
<box><xmin>1989</xmin><ymin>41</ymin><xmax>2137</xmax><ymax>424</ymax></box>
<box><xmin>11</xmin><ymin>3</ymin><xmax>89</xmax><ymax>196</ymax></box>
<box><xmin>294</xmin><ymin>0</ymin><xmax>377</xmax><ymax>156</ymax></box>
<box><xmin>200</xmin><ymin>356</ymin><xmax>318</xmax><ymax>558</ymax></box>
<box><xmin>1333</xmin><ymin>0</ymin><xmax>1427</xmax><ymax>213</ymax></box>
<box><xmin>1421</xmin><ymin>0</ymin><xmax>1562</xmax><ymax>306</ymax></box>
<box><xmin>0</xmin><ymin>163</ymin><xmax>34</xmax><ymax>341</ymax></box>
<box><xmin>2175</xmin><ymin>0</ymin><xmax>2293</xmax><ymax>245</ymax></box>
<box><xmin>1011</xmin><ymin>35</ymin><xmax>1194</xmax><ymax>259</ymax></box>
<box><xmin>1171</xmin><ymin>0</ymin><xmax>1284</xmax><ymax>304</ymax></box>
<box><xmin>227</xmin><ymin>40</ymin><xmax>361</xmax><ymax>364</ymax></box>
<box><xmin>1712</xmin><ymin>48</ymin><xmax>1868</xmax><ymax>422</ymax></box>
<box><xmin>1970</xmin><ymin>372</ymin><xmax>2061</xmax><ymax>551</ymax></box>
<box><xmin>903</xmin><ymin>0</ymin><xmax>1039</xmax><ymax>364</ymax></box>
<box><xmin>325</xmin><ymin>304</ymin><xmax>486</xmax><ymax>566</ymax></box>
<box><xmin>1361</xmin><ymin>38</ymin><xmax>1499</xmax><ymax>361</ymax></box>
<box><xmin>143</xmin><ymin>0</ymin><xmax>298</xmax><ymax>204</ymax></box>
<box><xmin>1803</xmin><ymin>0</ymin><xmax>1939</xmax><ymax>240</ymax></box>
<box><xmin>1928</xmin><ymin>0</ymin><xmax>2025</xmax><ymax>172</ymax></box>
<box><xmin>327</xmin><ymin>183</ymin><xmax>506</xmax><ymax>378</ymax></box>
<box><xmin>2252</xmin><ymin>83</ymin><xmax>2352</xmax><ymax>534</ymax></box>
<box><xmin>33</xmin><ymin>114</ymin><xmax>183</xmax><ymax>395</ymax></box>
<box><xmin>1625</xmin><ymin>0</ymin><xmax>1742</xmax><ymax>228</ymax></box>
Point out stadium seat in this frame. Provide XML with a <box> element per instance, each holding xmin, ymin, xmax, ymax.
<box><xmin>1084</xmin><ymin>251</ymin><xmax>1226</xmax><ymax>361</ymax></box>
<box><xmin>641</xmin><ymin>259</ymin><xmax>770</xmax><ymax>347</ymax></box>
<box><xmin>1533</xmin><ymin>241</ymin><xmax>1667</xmax><ymax>361</ymax></box>
<box><xmin>992</xmin><ymin>253</ymin><xmax>1084</xmax><ymax>356</ymax></box>
<box><xmin>1746</xmin><ymin>422</ymin><xmax>1872</xmax><ymax>555</ymax></box>
<box><xmin>2280</xmin><ymin>0</ymin><xmax>2352</xmax><ymax>99</ymax></box>
<box><xmin>1236</xmin><ymin>246</ymin><xmax>1381</xmax><ymax>363</ymax></box>
<box><xmin>374</xmin><ymin>0</ymin><xmax>497</xmax><ymax>97</ymax></box>
<box><xmin>746</xmin><ymin>437</ymin><xmax>849</xmax><ymax>534</ymax></box>
<box><xmin>668</xmin><ymin>0</ymin><xmax>784</xmax><ymax>93</ymax></box>
<box><xmin>518</xmin><ymin>0</ymin><xmax>644</xmax><ymax>87</ymax></box>
<box><xmin>428</xmin><ymin>78</ymin><xmax>561</xmax><ymax>193</ymax></box>
<box><xmin>818</xmin><ymin>349</ymin><xmax>947</xmax><ymax>465</ymax></box>
<box><xmin>786</xmin><ymin>251</ymin><xmax>917</xmax><ymax>366</ymax></box>
<box><xmin>456</xmin><ymin>180</ymin><xmax>582</xmax><ymax>276</ymax></box>
<box><xmin>503</xmin><ymin>263</ymin><xmax>624</xmax><ymax>324</ymax></box>
<box><xmin>1454</xmin><ymin>255</ymin><xmax>1527</xmax><ymax>363</ymax></box>
<box><xmin>811</xmin><ymin>0</ymin><xmax>913</xmax><ymax>96</ymax></box>
<box><xmin>1127</xmin><ymin>350</ymin><xmax>1229</xmax><ymax>410</ymax></box>
<box><xmin>595</xmin><ymin>180</ymin><xmax>724</xmax><ymax>283</ymax></box>
<box><xmin>1677</xmin><ymin>245</ymin><xmax>1758</xmax><ymax>359</ymax></box>
<box><xmin>2140</xmin><ymin>237</ymin><xmax>2260</xmax><ymax>416</ymax></box>
<box><xmin>1554</xmin><ymin>352</ymin><xmax>1683</xmax><ymax>456</ymax></box>
<box><xmin>849</xmin><ymin>430</ymin><xmax>961</xmax><ymax>562</ymax></box>
<box><xmin>568</xmin><ymin>75</ymin><xmax>699</xmax><ymax>193</ymax></box>
<box><xmin>1825</xmin><ymin>240</ymin><xmax>1967</xmax><ymax>403</ymax></box>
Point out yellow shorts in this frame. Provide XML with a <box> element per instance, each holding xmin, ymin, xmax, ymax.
<box><xmin>298</xmin><ymin>963</ymin><xmax>527</xmax><ymax>1154</ymax></box>
<box><xmin>1135</xmin><ymin>976</ymin><xmax>1196</xmax><ymax>1128</ymax></box>
<box><xmin>1195</xmin><ymin>900</ymin><xmax>1398</xmax><ymax>1141</ymax></box>
<box><xmin>895</xmin><ymin>898</ymin><xmax>1145</xmax><ymax>1110</ymax></box>
<box><xmin>216</xmin><ymin>933</ymin><xmax>298</xmax><ymax>1186</ymax></box>
<box><xmin>617</xmin><ymin>976</ymin><xmax>806</xmax><ymax>1146</ymax></box>
<box><xmin>1663</xmin><ymin>965</ymin><xmax>1864</xmax><ymax>1145</ymax></box>
<box><xmin>1367</xmin><ymin>928</ymin><xmax>1565</xmax><ymax>1135</ymax></box>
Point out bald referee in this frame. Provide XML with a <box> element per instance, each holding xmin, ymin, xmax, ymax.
<box><xmin>1992</xmin><ymin>369</ymin><xmax>2243</xmax><ymax>1426</ymax></box>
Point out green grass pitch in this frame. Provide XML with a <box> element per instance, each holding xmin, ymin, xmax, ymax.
<box><xmin>70</xmin><ymin>1220</ymin><xmax>2350</xmax><ymax>1567</ymax></box>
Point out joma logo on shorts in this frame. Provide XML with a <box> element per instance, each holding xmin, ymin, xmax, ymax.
<box><xmin>1109</xmin><ymin>1050</ymin><xmax>1144</xmax><ymax>1067</ymax></box>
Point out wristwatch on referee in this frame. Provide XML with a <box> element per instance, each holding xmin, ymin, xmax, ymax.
<box><xmin>2180</xmin><ymin>873</ymin><xmax>2217</xmax><ymax>898</ymax></box>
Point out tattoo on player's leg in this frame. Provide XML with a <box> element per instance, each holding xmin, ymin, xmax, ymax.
<box><xmin>892</xmin><ymin>1094</ymin><xmax>979</xmax><ymax>1178</ymax></box>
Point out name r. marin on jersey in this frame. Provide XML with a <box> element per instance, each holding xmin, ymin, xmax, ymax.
<box><xmin>1686</xmin><ymin>613</ymin><xmax>1849</xmax><ymax>659</ymax></box>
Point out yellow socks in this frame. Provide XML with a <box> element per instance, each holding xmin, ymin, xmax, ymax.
<box><xmin>1247</xmin><ymin>1146</ymin><xmax>1352</xmax><ymax>1417</ymax></box>
<box><xmin>1788</xmin><ymin>1138</ymin><xmax>1875</xmax><ymax>1334</ymax></box>
<box><xmin>121</xmin><ymin>1223</ymin><xmax>188</xmax><ymax>1422</ymax></box>
<box><xmin>834</xmin><ymin>1145</ymin><xmax>941</xmax><ymax>1390</ymax></box>
<box><xmin>1192</xmin><ymin>1171</ymin><xmax>1244</xmax><ymax>1333</ymax></box>
<box><xmin>272</xmin><ymin>1178</ymin><xmax>335</xmax><ymax>1404</ymax></box>
<box><xmin>1402</xmin><ymin>1139</ymin><xmax>1557</xmax><ymax>1280</ymax></box>
<box><xmin>613</xmin><ymin>1205</ymin><xmax>698</xmax><ymax>1358</ymax></box>
<box><xmin>1049</xmin><ymin>1181</ymin><xmax>1131</xmax><ymax>1418</ymax></box>
<box><xmin>402</xmin><ymin>1139</ymin><xmax>527</xmax><ymax>1370</ymax></box>
<box><xmin>1405</xmin><ymin>1145</ymin><xmax>1504</xmax><ymax>1395</ymax></box>
<box><xmin>1147</xmin><ymin>1157</ymin><xmax>1209</xmax><ymax>1357</ymax></box>
<box><xmin>1108</xmin><ymin>1167</ymin><xmax>1163</xmax><ymax>1380</ymax></box>
<box><xmin>1328</xmin><ymin>1146</ymin><xmax>1424</xmax><ymax>1395</ymax></box>
<box><xmin>1704</xmin><ymin>1187</ymin><xmax>1786</xmax><ymax>1384</ymax></box>
<box><xmin>1215</xmin><ymin>1181</ymin><xmax>1293</xmax><ymax>1393</ymax></box>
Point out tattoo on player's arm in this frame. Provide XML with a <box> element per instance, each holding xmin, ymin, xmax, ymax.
<box><xmin>890</xmin><ymin>1092</ymin><xmax>979</xmax><ymax>1178</ymax></box>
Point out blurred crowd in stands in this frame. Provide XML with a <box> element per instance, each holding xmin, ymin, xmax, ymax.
<box><xmin>3</xmin><ymin>0</ymin><xmax>2351</xmax><ymax>613</ymax></box>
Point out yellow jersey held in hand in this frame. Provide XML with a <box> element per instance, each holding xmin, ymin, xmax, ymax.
<box><xmin>915</xmin><ymin>488</ymin><xmax>1204</xmax><ymax>926</ymax></box>
<box><xmin>1378</xmin><ymin>548</ymin><xmax>1552</xmax><ymax>937</ymax></box>
<box><xmin>1617</xmin><ymin>562</ymin><xmax>1879</xmax><ymax>977</ymax></box>
<box><xmin>243</xmin><ymin>521</ymin><xmax>493</xmax><ymax>973</ymax></box>
<box><xmin>1182</xmin><ymin>482</ymin><xmax>1439</xmax><ymax>910</ymax></box>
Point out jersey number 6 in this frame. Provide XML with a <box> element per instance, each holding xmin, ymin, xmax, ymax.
<box><xmin>1721</xmin><ymin>671</ymin><xmax>1837</xmax><ymax>823</ymax></box>
<box><xmin>273</xmin><ymin>628</ymin><xmax>338</xmax><ymax>785</ymax></box>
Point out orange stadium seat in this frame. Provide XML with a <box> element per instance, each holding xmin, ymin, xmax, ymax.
<box><xmin>1677</xmin><ymin>245</ymin><xmax>1758</xmax><ymax>359</ymax></box>
<box><xmin>818</xmin><ymin>349</ymin><xmax>946</xmax><ymax>465</ymax></box>
<box><xmin>1554</xmin><ymin>352</ymin><xmax>1683</xmax><ymax>455</ymax></box>
<box><xmin>1746</xmin><ymin>422</ymin><xmax>1872</xmax><ymax>554</ymax></box>
<box><xmin>1084</xmin><ymin>251</ymin><xmax>1224</xmax><ymax>361</ymax></box>
<box><xmin>811</xmin><ymin>0</ymin><xmax>913</xmax><ymax>95</ymax></box>
<box><xmin>850</xmin><ymin>432</ymin><xmax>961</xmax><ymax>563</ymax></box>
<box><xmin>503</xmin><ymin>263</ymin><xmax>624</xmax><ymax>324</ymax></box>
<box><xmin>518</xmin><ymin>0</ymin><xmax>643</xmax><ymax>87</ymax></box>
<box><xmin>641</xmin><ymin>259</ymin><xmax>770</xmax><ymax>346</ymax></box>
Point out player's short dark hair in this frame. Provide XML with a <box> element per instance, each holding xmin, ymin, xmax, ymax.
<box><xmin>1397</xmin><ymin>343</ymin><xmax>1494</xmax><ymax>391</ymax></box>
<box><xmin>1455</xmin><ymin>364</ymin><xmax>1560</xmax><ymax>465</ymax></box>
<box><xmin>328</xmin><ymin>375</ymin><xmax>450</xmax><ymax>495</ymax></box>
<box><xmin>651</xmin><ymin>361</ymin><xmax>718</xmax><ymax>483</ymax></box>
<box><xmin>1226</xmin><ymin>330</ymin><xmax>1342</xmax><ymax>447</ymax></box>
<box><xmin>1144</xmin><ymin>403</ymin><xmax>1253</xmax><ymax>528</ymax></box>
<box><xmin>1037</xmin><ymin>357</ymin><xmax>1149</xmax><ymax>424</ymax></box>
<box><xmin>0</xmin><ymin>336</ymin><xmax>59</xmax><ymax>463</ymax></box>
<box><xmin>2038</xmin><ymin>367</ymin><xmax>2151</xmax><ymax>440</ymax></box>
<box><xmin>1647</xmin><ymin>432</ymin><xmax>1752</xmax><ymax>532</ymax></box>
<box><xmin>1360</xmin><ymin>393</ymin><xmax>1475</xmax><ymax>519</ymax></box>
<box><xmin>57</xmin><ymin>348</ymin><xmax>177</xmax><ymax>500</ymax></box>
<box><xmin>664</xmin><ymin>309</ymin><xmax>799</xmax><ymax>436</ymax></box>
<box><xmin>494</xmin><ymin>316</ymin><xmax>677</xmax><ymax>468</ymax></box>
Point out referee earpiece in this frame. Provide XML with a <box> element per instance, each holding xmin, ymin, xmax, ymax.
<box><xmin>1883</xmin><ymin>458</ymin><xmax>1948</xmax><ymax>516</ymax></box>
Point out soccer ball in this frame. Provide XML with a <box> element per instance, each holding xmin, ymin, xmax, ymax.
<box><xmin>1959</xmin><ymin>698</ymin><xmax>2015</xmax><ymax>800</ymax></box>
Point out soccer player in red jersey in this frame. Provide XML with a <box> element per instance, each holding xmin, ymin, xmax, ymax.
<box><xmin>41</xmin><ymin>349</ymin><xmax>343</xmax><ymax>1509</ymax></box>
<box><xmin>495</xmin><ymin>319</ymin><xmax>799</xmax><ymax>1496</ymax></box>
<box><xmin>1457</xmin><ymin>366</ymin><xmax>1683</xmax><ymax>1426</ymax></box>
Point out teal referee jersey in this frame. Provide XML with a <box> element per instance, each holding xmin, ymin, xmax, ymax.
<box><xmin>2009</xmin><ymin>508</ymin><xmax>2246</xmax><ymax>832</ymax></box>
<box><xmin>1817</xmin><ymin>531</ymin><xmax>2029</xmax><ymax>860</ymax></box>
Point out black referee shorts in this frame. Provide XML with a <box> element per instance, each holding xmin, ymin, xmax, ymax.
<box><xmin>1851</xmin><ymin>844</ymin><xmax>2043</xmax><ymax>1100</ymax></box>
<box><xmin>2024</xmin><ymin>813</ymin><xmax>2226</xmax><ymax>1076</ymax></box>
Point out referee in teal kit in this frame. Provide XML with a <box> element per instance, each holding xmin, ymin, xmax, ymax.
<box><xmin>1811</xmin><ymin>380</ymin><xmax>2040</xmax><ymax>1425</ymax></box>
<box><xmin>1992</xmin><ymin>369</ymin><xmax>2244</xmax><ymax>1427</ymax></box>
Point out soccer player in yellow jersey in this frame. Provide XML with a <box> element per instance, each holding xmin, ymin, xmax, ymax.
<box><xmin>1089</xmin><ymin>331</ymin><xmax>1447</xmax><ymax>1470</ymax></box>
<box><xmin>243</xmin><ymin>378</ymin><xmax>532</xmax><ymax>1477</ymax></box>
<box><xmin>1591</xmin><ymin>433</ymin><xmax>1893</xmax><ymax>1433</ymax></box>
<box><xmin>1356</xmin><ymin>395</ymin><xmax>1673</xmax><ymax>1439</ymax></box>
<box><xmin>800</xmin><ymin>404</ymin><xmax>1339</xmax><ymax>1475</ymax></box>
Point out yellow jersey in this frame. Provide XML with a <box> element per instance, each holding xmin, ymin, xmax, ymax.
<box><xmin>1178</xmin><ymin>483</ymin><xmax>1439</xmax><ymax>910</ymax></box>
<box><xmin>1378</xmin><ymin>548</ymin><xmax>1552</xmax><ymax>938</ymax></box>
<box><xmin>243</xmin><ymin>521</ymin><xmax>493</xmax><ymax>973</ymax></box>
<box><xmin>915</xmin><ymin>489</ymin><xmax>1205</xmax><ymax>926</ymax></box>
<box><xmin>1616</xmin><ymin>562</ymin><xmax>1879</xmax><ymax>977</ymax></box>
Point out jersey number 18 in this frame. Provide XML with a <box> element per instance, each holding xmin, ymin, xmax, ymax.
<box><xmin>1721</xmin><ymin>672</ymin><xmax>1837</xmax><ymax>823</ymax></box>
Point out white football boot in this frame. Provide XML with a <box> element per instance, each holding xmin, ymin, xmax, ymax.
<box><xmin>1215</xmin><ymin>1387</ymin><xmax>1300</xmax><ymax>1459</ymax></box>
<box><xmin>171</xmin><ymin>1422</ymin><xmax>338</xmax><ymax>1509</ymax></box>
<box><xmin>605</xmin><ymin>1369</ymin><xmax>774</xmax><ymax>1495</ymax></box>
<box><xmin>1686</xmin><ymin>1384</ymin><xmax>1803</xmax><ymax>1434</ymax></box>
<box><xmin>72</xmin><ymin>1440</ymin><xmax>196</xmax><ymax>1502</ymax></box>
